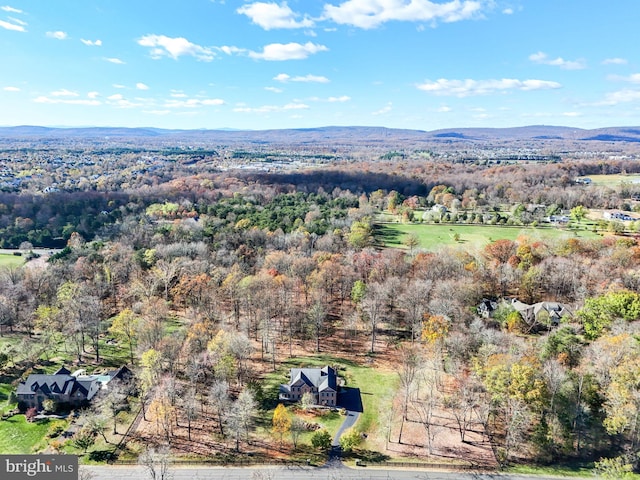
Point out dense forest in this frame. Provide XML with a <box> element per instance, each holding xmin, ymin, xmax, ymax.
<box><xmin>2</xmin><ymin>155</ymin><xmax>640</xmax><ymax>248</ymax></box>
<box><xmin>3</xmin><ymin>137</ymin><xmax>640</xmax><ymax>475</ymax></box>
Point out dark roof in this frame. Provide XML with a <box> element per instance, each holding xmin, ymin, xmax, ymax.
<box><xmin>288</xmin><ymin>366</ymin><xmax>337</xmax><ymax>392</ymax></box>
<box><xmin>108</xmin><ymin>365</ymin><xmax>133</xmax><ymax>382</ymax></box>
<box><xmin>53</xmin><ymin>366</ymin><xmax>72</xmax><ymax>375</ymax></box>
<box><xmin>16</xmin><ymin>374</ymin><xmax>77</xmax><ymax>397</ymax></box>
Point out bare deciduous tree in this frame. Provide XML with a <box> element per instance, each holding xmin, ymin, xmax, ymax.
<box><xmin>209</xmin><ymin>380</ymin><xmax>230</xmax><ymax>437</ymax></box>
<box><xmin>361</xmin><ymin>282</ymin><xmax>386</xmax><ymax>353</ymax></box>
<box><xmin>139</xmin><ymin>445</ymin><xmax>173</xmax><ymax>480</ymax></box>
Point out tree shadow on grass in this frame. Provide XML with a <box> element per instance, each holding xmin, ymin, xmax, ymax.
<box><xmin>88</xmin><ymin>449</ymin><xmax>115</xmax><ymax>462</ymax></box>
<box><xmin>373</xmin><ymin>224</ymin><xmax>402</xmax><ymax>247</ymax></box>
<box><xmin>349</xmin><ymin>449</ymin><xmax>390</xmax><ymax>463</ymax></box>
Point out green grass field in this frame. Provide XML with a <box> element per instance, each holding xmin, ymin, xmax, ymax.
<box><xmin>376</xmin><ymin>222</ymin><xmax>600</xmax><ymax>251</ymax></box>
<box><xmin>0</xmin><ymin>415</ymin><xmax>52</xmax><ymax>453</ymax></box>
<box><xmin>0</xmin><ymin>254</ymin><xmax>25</xmax><ymax>268</ymax></box>
<box><xmin>586</xmin><ymin>173</ymin><xmax>640</xmax><ymax>187</ymax></box>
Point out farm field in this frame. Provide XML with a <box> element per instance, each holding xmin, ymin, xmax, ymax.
<box><xmin>376</xmin><ymin>222</ymin><xmax>600</xmax><ymax>251</ymax></box>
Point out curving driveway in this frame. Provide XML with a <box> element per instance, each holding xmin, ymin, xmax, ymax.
<box><xmin>329</xmin><ymin>386</ymin><xmax>364</xmax><ymax>461</ymax></box>
<box><xmin>332</xmin><ymin>410</ymin><xmax>360</xmax><ymax>448</ymax></box>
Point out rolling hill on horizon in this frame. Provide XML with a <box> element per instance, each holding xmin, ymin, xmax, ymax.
<box><xmin>1</xmin><ymin>125</ymin><xmax>640</xmax><ymax>148</ymax></box>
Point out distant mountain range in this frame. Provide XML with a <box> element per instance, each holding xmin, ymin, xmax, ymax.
<box><xmin>1</xmin><ymin>125</ymin><xmax>640</xmax><ymax>145</ymax></box>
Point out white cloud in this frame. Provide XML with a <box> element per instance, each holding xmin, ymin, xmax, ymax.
<box><xmin>46</xmin><ymin>31</ymin><xmax>68</xmax><ymax>40</ymax></box>
<box><xmin>81</xmin><ymin>39</ymin><xmax>102</xmax><ymax>46</ymax></box>
<box><xmin>138</xmin><ymin>34</ymin><xmax>215</xmax><ymax>61</ymax></box>
<box><xmin>322</xmin><ymin>0</ymin><xmax>484</xmax><ymax>29</ymax></box>
<box><xmin>0</xmin><ymin>19</ymin><xmax>25</xmax><ymax>31</ymax></box>
<box><xmin>144</xmin><ymin>110</ymin><xmax>171</xmax><ymax>116</ymax></box>
<box><xmin>372</xmin><ymin>103</ymin><xmax>392</xmax><ymax>115</ymax></box>
<box><xmin>602</xmin><ymin>57</ymin><xmax>628</xmax><ymax>65</ymax></box>
<box><xmin>34</xmin><ymin>96</ymin><xmax>101</xmax><ymax>106</ymax></box>
<box><xmin>265</xmin><ymin>86</ymin><xmax>283</xmax><ymax>93</ymax></box>
<box><xmin>164</xmin><ymin>98</ymin><xmax>225</xmax><ymax>108</ymax></box>
<box><xmin>309</xmin><ymin>95</ymin><xmax>350</xmax><ymax>102</ymax></box>
<box><xmin>608</xmin><ymin>73</ymin><xmax>640</xmax><ymax>83</ymax></box>
<box><xmin>8</xmin><ymin>17</ymin><xmax>26</xmax><ymax>26</ymax></box>
<box><xmin>248</xmin><ymin>42</ymin><xmax>328</xmax><ymax>61</ymax></box>
<box><xmin>51</xmin><ymin>89</ymin><xmax>79</xmax><ymax>97</ymax></box>
<box><xmin>502</xmin><ymin>8</ymin><xmax>513</xmax><ymax>14</ymax></box>
<box><xmin>218</xmin><ymin>45</ymin><xmax>245</xmax><ymax>56</ymax></box>
<box><xmin>529</xmin><ymin>51</ymin><xmax>586</xmax><ymax>70</ymax></box>
<box><xmin>562</xmin><ymin>111</ymin><xmax>581</xmax><ymax>117</ymax></box>
<box><xmin>437</xmin><ymin>105</ymin><xmax>452</xmax><ymax>112</ymax></box>
<box><xmin>104</xmin><ymin>57</ymin><xmax>125</xmax><ymax>64</ymax></box>
<box><xmin>112</xmin><ymin>84</ymin><xmax>126</xmax><ymax>89</ymax></box>
<box><xmin>237</xmin><ymin>2</ymin><xmax>314</xmax><ymax>30</ymax></box>
<box><xmin>106</xmin><ymin>96</ymin><xmax>145</xmax><ymax>108</ymax></box>
<box><xmin>170</xmin><ymin>91</ymin><xmax>188</xmax><ymax>98</ymax></box>
<box><xmin>274</xmin><ymin>73</ymin><xmax>330</xmax><ymax>83</ymax></box>
<box><xmin>598</xmin><ymin>89</ymin><xmax>640</xmax><ymax>106</ymax></box>
<box><xmin>3</xmin><ymin>86</ymin><xmax>20</xmax><ymax>92</ymax></box>
<box><xmin>416</xmin><ymin>78</ymin><xmax>562</xmax><ymax>97</ymax></box>
<box><xmin>87</xmin><ymin>91</ymin><xmax>99</xmax><ymax>99</ymax></box>
<box><xmin>1</xmin><ymin>5</ymin><xmax>22</xmax><ymax>13</ymax></box>
<box><xmin>136</xmin><ymin>83</ymin><xmax>150</xmax><ymax>90</ymax></box>
<box><xmin>233</xmin><ymin>102</ymin><xmax>309</xmax><ymax>113</ymax></box>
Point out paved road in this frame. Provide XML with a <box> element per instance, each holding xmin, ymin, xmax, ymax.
<box><xmin>83</xmin><ymin>465</ymin><xmax>591</xmax><ymax>480</ymax></box>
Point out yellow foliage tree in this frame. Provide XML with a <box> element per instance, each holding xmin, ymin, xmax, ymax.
<box><xmin>421</xmin><ymin>314</ymin><xmax>449</xmax><ymax>345</ymax></box>
<box><xmin>108</xmin><ymin>308</ymin><xmax>140</xmax><ymax>365</ymax></box>
<box><xmin>272</xmin><ymin>403</ymin><xmax>292</xmax><ymax>444</ymax></box>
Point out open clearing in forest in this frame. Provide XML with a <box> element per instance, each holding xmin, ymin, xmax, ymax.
<box><xmin>0</xmin><ymin>254</ymin><xmax>25</xmax><ymax>268</ymax></box>
<box><xmin>261</xmin><ymin>355</ymin><xmax>398</xmax><ymax>442</ymax></box>
<box><xmin>586</xmin><ymin>173</ymin><xmax>640</xmax><ymax>186</ymax></box>
<box><xmin>376</xmin><ymin>222</ymin><xmax>600</xmax><ymax>251</ymax></box>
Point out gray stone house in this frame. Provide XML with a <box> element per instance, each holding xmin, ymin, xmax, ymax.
<box><xmin>279</xmin><ymin>365</ymin><xmax>338</xmax><ymax>407</ymax></box>
<box><xmin>16</xmin><ymin>365</ymin><xmax>132</xmax><ymax>411</ymax></box>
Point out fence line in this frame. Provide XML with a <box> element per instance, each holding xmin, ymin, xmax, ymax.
<box><xmin>113</xmin><ymin>457</ymin><xmax>304</xmax><ymax>467</ymax></box>
<box><xmin>108</xmin><ymin>405</ymin><xmax>143</xmax><ymax>463</ymax></box>
<box><xmin>363</xmin><ymin>460</ymin><xmax>488</xmax><ymax>470</ymax></box>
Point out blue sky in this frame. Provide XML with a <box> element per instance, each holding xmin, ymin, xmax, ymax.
<box><xmin>0</xmin><ymin>0</ymin><xmax>639</xmax><ymax>130</ymax></box>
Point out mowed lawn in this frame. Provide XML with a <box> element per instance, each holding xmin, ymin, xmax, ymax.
<box><xmin>0</xmin><ymin>253</ymin><xmax>25</xmax><ymax>268</ymax></box>
<box><xmin>586</xmin><ymin>173</ymin><xmax>640</xmax><ymax>186</ymax></box>
<box><xmin>376</xmin><ymin>223</ymin><xmax>600</xmax><ymax>251</ymax></box>
<box><xmin>0</xmin><ymin>415</ymin><xmax>51</xmax><ymax>453</ymax></box>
